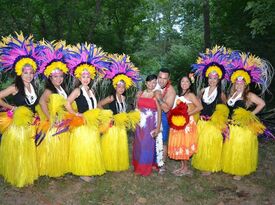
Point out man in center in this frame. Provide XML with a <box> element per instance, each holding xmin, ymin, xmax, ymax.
<box><xmin>155</xmin><ymin>68</ymin><xmax>176</xmax><ymax>174</ymax></box>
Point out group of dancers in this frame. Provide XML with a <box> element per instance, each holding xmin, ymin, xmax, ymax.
<box><xmin>0</xmin><ymin>33</ymin><xmax>273</xmax><ymax>188</ymax></box>
<box><xmin>0</xmin><ymin>33</ymin><xmax>140</xmax><ymax>187</ymax></box>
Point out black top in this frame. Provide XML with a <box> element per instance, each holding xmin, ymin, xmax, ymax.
<box><xmin>12</xmin><ymin>92</ymin><xmax>38</xmax><ymax>113</ymax></box>
<box><xmin>227</xmin><ymin>100</ymin><xmax>246</xmax><ymax>118</ymax></box>
<box><xmin>75</xmin><ymin>89</ymin><xmax>96</xmax><ymax>113</ymax></box>
<box><xmin>109</xmin><ymin>98</ymin><xmax>127</xmax><ymax>115</ymax></box>
<box><xmin>200</xmin><ymin>88</ymin><xmax>222</xmax><ymax>117</ymax></box>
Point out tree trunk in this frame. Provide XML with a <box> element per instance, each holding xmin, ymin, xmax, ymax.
<box><xmin>203</xmin><ymin>0</ymin><xmax>211</xmax><ymax>49</ymax></box>
<box><xmin>39</xmin><ymin>14</ymin><xmax>47</xmax><ymax>37</ymax></box>
<box><xmin>87</xmin><ymin>0</ymin><xmax>102</xmax><ymax>41</ymax></box>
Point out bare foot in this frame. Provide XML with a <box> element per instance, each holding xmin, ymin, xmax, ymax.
<box><xmin>172</xmin><ymin>168</ymin><xmax>183</xmax><ymax>174</ymax></box>
<box><xmin>233</xmin><ymin>175</ymin><xmax>242</xmax><ymax>180</ymax></box>
<box><xmin>158</xmin><ymin>166</ymin><xmax>166</xmax><ymax>175</ymax></box>
<box><xmin>80</xmin><ymin>176</ymin><xmax>93</xmax><ymax>182</ymax></box>
<box><xmin>175</xmin><ymin>169</ymin><xmax>193</xmax><ymax>177</ymax></box>
<box><xmin>201</xmin><ymin>171</ymin><xmax>211</xmax><ymax>176</ymax></box>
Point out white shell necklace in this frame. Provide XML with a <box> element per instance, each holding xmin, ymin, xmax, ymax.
<box><xmin>116</xmin><ymin>94</ymin><xmax>126</xmax><ymax>113</ymax></box>
<box><xmin>81</xmin><ymin>86</ymin><xmax>97</xmax><ymax>109</ymax></box>
<box><xmin>202</xmin><ymin>86</ymin><xmax>217</xmax><ymax>105</ymax></box>
<box><xmin>55</xmin><ymin>86</ymin><xmax>67</xmax><ymax>99</ymax></box>
<box><xmin>227</xmin><ymin>92</ymin><xmax>243</xmax><ymax>107</ymax></box>
<box><xmin>24</xmin><ymin>84</ymin><xmax>37</xmax><ymax>105</ymax></box>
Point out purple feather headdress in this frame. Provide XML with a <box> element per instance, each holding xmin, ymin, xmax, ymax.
<box><xmin>37</xmin><ymin>40</ymin><xmax>69</xmax><ymax>77</ymax></box>
<box><xmin>0</xmin><ymin>32</ymin><xmax>40</xmax><ymax>76</ymax></box>
<box><xmin>192</xmin><ymin>45</ymin><xmax>232</xmax><ymax>80</ymax></box>
<box><xmin>104</xmin><ymin>54</ymin><xmax>140</xmax><ymax>89</ymax></box>
<box><xmin>65</xmin><ymin>43</ymin><xmax>109</xmax><ymax>79</ymax></box>
<box><xmin>227</xmin><ymin>51</ymin><xmax>274</xmax><ymax>94</ymax></box>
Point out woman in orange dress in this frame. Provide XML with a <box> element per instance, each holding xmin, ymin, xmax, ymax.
<box><xmin>168</xmin><ymin>76</ymin><xmax>202</xmax><ymax>176</ymax></box>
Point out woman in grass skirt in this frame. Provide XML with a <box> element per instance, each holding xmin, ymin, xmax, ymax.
<box><xmin>222</xmin><ymin>51</ymin><xmax>271</xmax><ymax>179</ymax></box>
<box><xmin>0</xmin><ymin>33</ymin><xmax>39</xmax><ymax>187</ymax></box>
<box><xmin>36</xmin><ymin>41</ymin><xmax>70</xmax><ymax>177</ymax></box>
<box><xmin>65</xmin><ymin>44</ymin><xmax>110</xmax><ymax>182</ymax></box>
<box><xmin>98</xmin><ymin>54</ymin><xmax>140</xmax><ymax>172</ymax></box>
<box><xmin>191</xmin><ymin>46</ymin><xmax>230</xmax><ymax>174</ymax></box>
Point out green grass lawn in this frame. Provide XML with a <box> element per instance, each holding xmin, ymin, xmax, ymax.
<box><xmin>0</xmin><ymin>139</ymin><xmax>274</xmax><ymax>205</ymax></box>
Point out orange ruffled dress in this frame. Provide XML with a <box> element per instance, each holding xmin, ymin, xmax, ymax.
<box><xmin>168</xmin><ymin>96</ymin><xmax>197</xmax><ymax>160</ymax></box>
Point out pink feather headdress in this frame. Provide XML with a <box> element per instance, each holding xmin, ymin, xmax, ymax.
<box><xmin>37</xmin><ymin>40</ymin><xmax>69</xmax><ymax>77</ymax></box>
<box><xmin>65</xmin><ymin>43</ymin><xmax>109</xmax><ymax>79</ymax></box>
<box><xmin>192</xmin><ymin>45</ymin><xmax>232</xmax><ymax>80</ymax></box>
<box><xmin>227</xmin><ymin>51</ymin><xmax>274</xmax><ymax>94</ymax></box>
<box><xmin>0</xmin><ymin>32</ymin><xmax>40</xmax><ymax>76</ymax></box>
<box><xmin>104</xmin><ymin>54</ymin><xmax>140</xmax><ymax>89</ymax></box>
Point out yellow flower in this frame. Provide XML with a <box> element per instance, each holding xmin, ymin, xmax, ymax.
<box><xmin>74</xmin><ymin>64</ymin><xmax>96</xmax><ymax>79</ymax></box>
<box><xmin>171</xmin><ymin>115</ymin><xmax>186</xmax><ymax>127</ymax></box>
<box><xmin>205</xmin><ymin>65</ymin><xmax>223</xmax><ymax>79</ymax></box>
<box><xmin>112</xmin><ymin>74</ymin><xmax>133</xmax><ymax>89</ymax></box>
<box><xmin>44</xmin><ymin>61</ymin><xmax>68</xmax><ymax>77</ymax></box>
<box><xmin>15</xmin><ymin>57</ymin><xmax>37</xmax><ymax>76</ymax></box>
<box><xmin>230</xmin><ymin>70</ymin><xmax>251</xmax><ymax>84</ymax></box>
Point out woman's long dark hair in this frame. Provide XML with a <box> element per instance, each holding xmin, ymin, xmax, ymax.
<box><xmin>178</xmin><ymin>76</ymin><xmax>194</xmax><ymax>96</ymax></box>
<box><xmin>14</xmin><ymin>76</ymin><xmax>26</xmax><ymax>97</ymax></box>
<box><xmin>14</xmin><ymin>75</ymin><xmax>37</xmax><ymax>97</ymax></box>
<box><xmin>45</xmin><ymin>78</ymin><xmax>58</xmax><ymax>93</ymax></box>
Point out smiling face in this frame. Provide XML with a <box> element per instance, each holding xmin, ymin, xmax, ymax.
<box><xmin>116</xmin><ymin>81</ymin><xmax>126</xmax><ymax>95</ymax></box>
<box><xmin>80</xmin><ymin>73</ymin><xmax>91</xmax><ymax>86</ymax></box>
<box><xmin>208</xmin><ymin>74</ymin><xmax>219</xmax><ymax>87</ymax></box>
<box><xmin>157</xmin><ymin>71</ymin><xmax>169</xmax><ymax>89</ymax></box>
<box><xmin>180</xmin><ymin>77</ymin><xmax>191</xmax><ymax>91</ymax></box>
<box><xmin>146</xmin><ymin>78</ymin><xmax>157</xmax><ymax>91</ymax></box>
<box><xmin>234</xmin><ymin>79</ymin><xmax>246</xmax><ymax>93</ymax></box>
<box><xmin>21</xmin><ymin>65</ymin><xmax>34</xmax><ymax>84</ymax></box>
<box><xmin>50</xmin><ymin>71</ymin><xmax>64</xmax><ymax>87</ymax></box>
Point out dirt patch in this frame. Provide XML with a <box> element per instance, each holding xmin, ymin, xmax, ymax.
<box><xmin>0</xmin><ymin>141</ymin><xmax>274</xmax><ymax>205</ymax></box>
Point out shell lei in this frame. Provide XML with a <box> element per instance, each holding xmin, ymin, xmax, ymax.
<box><xmin>155</xmin><ymin>132</ymin><xmax>164</xmax><ymax>167</ymax></box>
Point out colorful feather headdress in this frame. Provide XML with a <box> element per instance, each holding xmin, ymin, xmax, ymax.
<box><xmin>104</xmin><ymin>54</ymin><xmax>140</xmax><ymax>89</ymax></box>
<box><xmin>37</xmin><ymin>40</ymin><xmax>69</xmax><ymax>77</ymax></box>
<box><xmin>227</xmin><ymin>51</ymin><xmax>274</xmax><ymax>94</ymax></box>
<box><xmin>192</xmin><ymin>45</ymin><xmax>232</xmax><ymax>80</ymax></box>
<box><xmin>65</xmin><ymin>43</ymin><xmax>108</xmax><ymax>79</ymax></box>
<box><xmin>0</xmin><ymin>32</ymin><xmax>40</xmax><ymax>76</ymax></box>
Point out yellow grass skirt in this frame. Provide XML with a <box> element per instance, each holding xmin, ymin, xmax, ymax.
<box><xmin>0</xmin><ymin>124</ymin><xmax>38</xmax><ymax>187</ymax></box>
<box><xmin>101</xmin><ymin>125</ymin><xmax>129</xmax><ymax>171</ymax></box>
<box><xmin>36</xmin><ymin>128</ymin><xmax>69</xmax><ymax>177</ymax></box>
<box><xmin>191</xmin><ymin>120</ymin><xmax>223</xmax><ymax>172</ymax></box>
<box><xmin>222</xmin><ymin>125</ymin><xmax>258</xmax><ymax>176</ymax></box>
<box><xmin>69</xmin><ymin>125</ymin><xmax>105</xmax><ymax>176</ymax></box>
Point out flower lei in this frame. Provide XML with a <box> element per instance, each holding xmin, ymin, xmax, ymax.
<box><xmin>168</xmin><ymin>101</ymin><xmax>190</xmax><ymax>130</ymax></box>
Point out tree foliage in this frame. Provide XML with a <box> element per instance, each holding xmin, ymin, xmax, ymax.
<box><xmin>0</xmin><ymin>0</ymin><xmax>273</xmax><ymax>90</ymax></box>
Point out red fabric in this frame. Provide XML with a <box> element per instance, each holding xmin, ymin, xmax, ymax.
<box><xmin>137</xmin><ymin>97</ymin><xmax>157</xmax><ymax>110</ymax></box>
<box><xmin>168</xmin><ymin>102</ymin><xmax>190</xmax><ymax>130</ymax></box>
<box><xmin>162</xmin><ymin>81</ymin><xmax>171</xmax><ymax>98</ymax></box>
<box><xmin>132</xmin><ymin>160</ymin><xmax>158</xmax><ymax>176</ymax></box>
